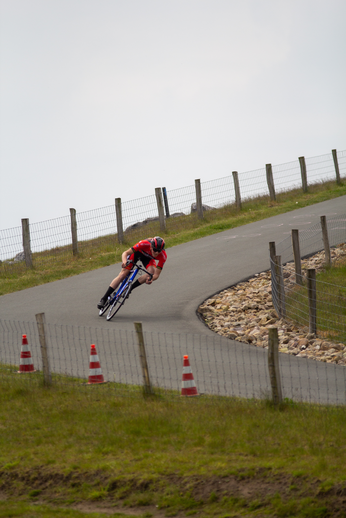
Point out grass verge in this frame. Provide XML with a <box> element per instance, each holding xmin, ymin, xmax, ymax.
<box><xmin>1</xmin><ymin>371</ymin><xmax>346</xmax><ymax>517</ymax></box>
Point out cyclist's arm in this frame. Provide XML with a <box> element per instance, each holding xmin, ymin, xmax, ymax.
<box><xmin>121</xmin><ymin>247</ymin><xmax>134</xmax><ymax>267</ymax></box>
<box><xmin>149</xmin><ymin>253</ymin><xmax>166</xmax><ymax>282</ymax></box>
<box><xmin>151</xmin><ymin>267</ymin><xmax>162</xmax><ymax>282</ymax></box>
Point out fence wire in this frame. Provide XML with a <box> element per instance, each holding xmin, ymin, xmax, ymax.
<box><xmin>1</xmin><ymin>150</ymin><xmax>345</xmax><ymax>266</ymax></box>
<box><xmin>162</xmin><ymin>184</ymin><xmax>196</xmax><ymax>216</ymax></box>
<box><xmin>271</xmin><ymin>215</ymin><xmax>346</xmax><ymax>348</ymax></box>
<box><xmin>1</xmin><ymin>318</ymin><xmax>346</xmax><ymax>405</ymax></box>
<box><xmin>272</xmin><ymin>160</ymin><xmax>302</xmax><ymax>193</ymax></box>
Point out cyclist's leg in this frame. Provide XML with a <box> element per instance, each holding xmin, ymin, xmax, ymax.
<box><xmin>138</xmin><ymin>264</ymin><xmax>155</xmax><ymax>283</ymax></box>
<box><xmin>110</xmin><ymin>267</ymin><xmax>131</xmax><ymax>290</ymax></box>
<box><xmin>130</xmin><ymin>262</ymin><xmax>155</xmax><ymax>293</ymax></box>
<box><xmin>110</xmin><ymin>251</ymin><xmax>137</xmax><ymax>289</ymax></box>
<box><xmin>97</xmin><ymin>264</ymin><xmax>132</xmax><ymax>309</ymax></box>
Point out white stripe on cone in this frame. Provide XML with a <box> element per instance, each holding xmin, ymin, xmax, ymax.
<box><xmin>20</xmin><ymin>358</ymin><xmax>34</xmax><ymax>365</ymax></box>
<box><xmin>182</xmin><ymin>380</ymin><xmax>196</xmax><ymax>389</ymax></box>
<box><xmin>89</xmin><ymin>368</ymin><xmax>103</xmax><ymax>376</ymax></box>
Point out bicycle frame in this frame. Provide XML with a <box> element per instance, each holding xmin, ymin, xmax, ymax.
<box><xmin>110</xmin><ymin>263</ymin><xmax>152</xmax><ymax>304</ymax></box>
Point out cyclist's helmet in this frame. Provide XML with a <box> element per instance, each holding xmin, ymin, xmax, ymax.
<box><xmin>150</xmin><ymin>236</ymin><xmax>165</xmax><ymax>252</ymax></box>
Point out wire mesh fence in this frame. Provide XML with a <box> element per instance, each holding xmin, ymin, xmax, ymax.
<box><xmin>1</xmin><ymin>318</ymin><xmax>346</xmax><ymax>405</ymax></box>
<box><xmin>198</xmin><ymin>175</ymin><xmax>235</xmax><ymax>209</ymax></box>
<box><xmin>272</xmin><ymin>159</ymin><xmax>302</xmax><ymax>193</ymax></box>
<box><xmin>238</xmin><ymin>167</ymin><xmax>267</xmax><ymax>200</ymax></box>
<box><xmin>160</xmin><ymin>184</ymin><xmax>196</xmax><ymax>216</ymax></box>
<box><xmin>1</xmin><ymin>149</ymin><xmax>345</xmax><ymax>268</ymax></box>
<box><xmin>77</xmin><ymin>205</ymin><xmax>118</xmax><ymax>249</ymax></box>
<box><xmin>271</xmin><ymin>215</ymin><xmax>346</xmax><ymax>347</ymax></box>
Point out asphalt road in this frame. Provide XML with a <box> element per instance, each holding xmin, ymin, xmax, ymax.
<box><xmin>1</xmin><ymin>196</ymin><xmax>345</xmax><ymax>402</ymax></box>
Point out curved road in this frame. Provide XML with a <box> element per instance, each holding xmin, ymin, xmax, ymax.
<box><xmin>1</xmin><ymin>196</ymin><xmax>345</xmax><ymax>403</ymax></box>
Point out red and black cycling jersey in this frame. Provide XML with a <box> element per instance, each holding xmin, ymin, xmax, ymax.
<box><xmin>131</xmin><ymin>239</ymin><xmax>167</xmax><ymax>269</ymax></box>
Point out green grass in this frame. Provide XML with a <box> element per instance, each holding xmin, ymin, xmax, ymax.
<box><xmin>1</xmin><ymin>179</ymin><xmax>346</xmax><ymax>296</ymax></box>
<box><xmin>1</xmin><ymin>372</ymin><xmax>346</xmax><ymax>517</ymax></box>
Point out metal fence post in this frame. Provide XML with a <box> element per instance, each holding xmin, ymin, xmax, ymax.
<box><xmin>266</xmin><ymin>164</ymin><xmax>276</xmax><ymax>201</ymax></box>
<box><xmin>162</xmin><ymin>187</ymin><xmax>170</xmax><ymax>218</ymax></box>
<box><xmin>268</xmin><ymin>327</ymin><xmax>283</xmax><ymax>405</ymax></box>
<box><xmin>70</xmin><ymin>208</ymin><xmax>79</xmax><ymax>256</ymax></box>
<box><xmin>115</xmin><ymin>198</ymin><xmax>124</xmax><ymax>244</ymax></box>
<box><xmin>232</xmin><ymin>171</ymin><xmax>242</xmax><ymax>210</ymax></box>
<box><xmin>21</xmin><ymin>218</ymin><xmax>33</xmax><ymax>268</ymax></box>
<box><xmin>307</xmin><ymin>269</ymin><xmax>317</xmax><ymax>335</ymax></box>
<box><xmin>195</xmin><ymin>179</ymin><xmax>204</xmax><ymax>219</ymax></box>
<box><xmin>35</xmin><ymin>312</ymin><xmax>52</xmax><ymax>386</ymax></box>
<box><xmin>155</xmin><ymin>188</ymin><xmax>166</xmax><ymax>232</ymax></box>
<box><xmin>320</xmin><ymin>215</ymin><xmax>331</xmax><ymax>267</ymax></box>
<box><xmin>134</xmin><ymin>322</ymin><xmax>153</xmax><ymax>395</ymax></box>
<box><xmin>299</xmin><ymin>156</ymin><xmax>308</xmax><ymax>193</ymax></box>
<box><xmin>332</xmin><ymin>149</ymin><xmax>341</xmax><ymax>185</ymax></box>
<box><xmin>291</xmin><ymin>229</ymin><xmax>303</xmax><ymax>285</ymax></box>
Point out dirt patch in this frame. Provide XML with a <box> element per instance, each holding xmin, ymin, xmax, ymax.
<box><xmin>1</xmin><ymin>466</ymin><xmax>346</xmax><ymax>516</ymax></box>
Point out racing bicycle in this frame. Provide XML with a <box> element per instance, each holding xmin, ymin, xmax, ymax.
<box><xmin>98</xmin><ymin>262</ymin><xmax>153</xmax><ymax>321</ymax></box>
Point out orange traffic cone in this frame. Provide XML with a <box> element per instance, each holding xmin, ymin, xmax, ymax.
<box><xmin>181</xmin><ymin>355</ymin><xmax>199</xmax><ymax>396</ymax></box>
<box><xmin>18</xmin><ymin>334</ymin><xmax>36</xmax><ymax>373</ymax></box>
<box><xmin>87</xmin><ymin>344</ymin><xmax>106</xmax><ymax>384</ymax></box>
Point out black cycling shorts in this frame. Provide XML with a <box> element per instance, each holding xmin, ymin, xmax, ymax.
<box><xmin>126</xmin><ymin>251</ymin><xmax>152</xmax><ymax>270</ymax></box>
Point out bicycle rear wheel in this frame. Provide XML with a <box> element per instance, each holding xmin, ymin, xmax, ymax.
<box><xmin>106</xmin><ymin>286</ymin><xmax>130</xmax><ymax>321</ymax></box>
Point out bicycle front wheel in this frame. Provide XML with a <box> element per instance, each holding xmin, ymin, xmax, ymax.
<box><xmin>106</xmin><ymin>287</ymin><xmax>130</xmax><ymax>321</ymax></box>
<box><xmin>98</xmin><ymin>297</ymin><xmax>112</xmax><ymax>317</ymax></box>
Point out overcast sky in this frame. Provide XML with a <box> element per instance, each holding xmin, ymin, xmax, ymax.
<box><xmin>1</xmin><ymin>0</ymin><xmax>345</xmax><ymax>230</ymax></box>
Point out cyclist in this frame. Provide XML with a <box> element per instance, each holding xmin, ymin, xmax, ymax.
<box><xmin>97</xmin><ymin>236</ymin><xmax>167</xmax><ymax>310</ymax></box>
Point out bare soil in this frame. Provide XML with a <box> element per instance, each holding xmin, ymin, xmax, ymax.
<box><xmin>1</xmin><ymin>467</ymin><xmax>346</xmax><ymax>516</ymax></box>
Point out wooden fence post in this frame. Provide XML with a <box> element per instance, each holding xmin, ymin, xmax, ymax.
<box><xmin>155</xmin><ymin>188</ymin><xmax>166</xmax><ymax>232</ymax></box>
<box><xmin>332</xmin><ymin>149</ymin><xmax>341</xmax><ymax>185</ymax></box>
<box><xmin>291</xmin><ymin>229</ymin><xmax>303</xmax><ymax>285</ymax></box>
<box><xmin>268</xmin><ymin>327</ymin><xmax>283</xmax><ymax>405</ymax></box>
<box><xmin>307</xmin><ymin>269</ymin><xmax>317</xmax><ymax>335</ymax></box>
<box><xmin>275</xmin><ymin>255</ymin><xmax>286</xmax><ymax>318</ymax></box>
<box><xmin>134</xmin><ymin>322</ymin><xmax>153</xmax><ymax>395</ymax></box>
<box><xmin>162</xmin><ymin>187</ymin><xmax>170</xmax><ymax>218</ymax></box>
<box><xmin>69</xmin><ymin>208</ymin><xmax>78</xmax><ymax>256</ymax></box>
<box><xmin>320</xmin><ymin>215</ymin><xmax>331</xmax><ymax>267</ymax></box>
<box><xmin>299</xmin><ymin>156</ymin><xmax>308</xmax><ymax>193</ymax></box>
<box><xmin>269</xmin><ymin>242</ymin><xmax>279</xmax><ymax>316</ymax></box>
<box><xmin>232</xmin><ymin>171</ymin><xmax>242</xmax><ymax>210</ymax></box>
<box><xmin>266</xmin><ymin>164</ymin><xmax>276</xmax><ymax>201</ymax></box>
<box><xmin>21</xmin><ymin>218</ymin><xmax>33</xmax><ymax>268</ymax></box>
<box><xmin>194</xmin><ymin>179</ymin><xmax>204</xmax><ymax>219</ymax></box>
<box><xmin>269</xmin><ymin>241</ymin><xmax>276</xmax><ymax>261</ymax></box>
<box><xmin>115</xmin><ymin>198</ymin><xmax>124</xmax><ymax>244</ymax></box>
<box><xmin>35</xmin><ymin>312</ymin><xmax>52</xmax><ymax>386</ymax></box>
